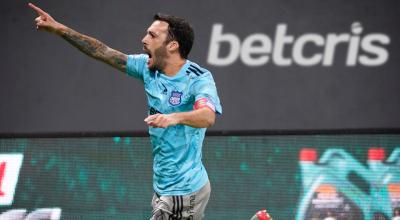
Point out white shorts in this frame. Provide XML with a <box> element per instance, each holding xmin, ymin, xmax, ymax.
<box><xmin>150</xmin><ymin>181</ymin><xmax>211</xmax><ymax>220</ymax></box>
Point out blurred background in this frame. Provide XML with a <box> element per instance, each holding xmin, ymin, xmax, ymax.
<box><xmin>1</xmin><ymin>0</ymin><xmax>399</xmax><ymax>219</ymax></box>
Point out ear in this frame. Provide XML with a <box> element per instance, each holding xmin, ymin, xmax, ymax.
<box><xmin>167</xmin><ymin>40</ymin><xmax>179</xmax><ymax>53</ymax></box>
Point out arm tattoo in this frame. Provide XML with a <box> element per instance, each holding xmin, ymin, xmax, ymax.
<box><xmin>61</xmin><ymin>29</ymin><xmax>127</xmax><ymax>72</ymax></box>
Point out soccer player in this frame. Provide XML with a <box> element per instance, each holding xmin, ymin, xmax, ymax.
<box><xmin>29</xmin><ymin>3</ymin><xmax>222</xmax><ymax>220</ymax></box>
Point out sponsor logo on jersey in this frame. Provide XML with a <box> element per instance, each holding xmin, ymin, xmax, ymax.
<box><xmin>149</xmin><ymin>107</ymin><xmax>162</xmax><ymax>115</ymax></box>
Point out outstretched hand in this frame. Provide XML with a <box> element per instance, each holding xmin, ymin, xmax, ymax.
<box><xmin>28</xmin><ymin>3</ymin><xmax>61</xmax><ymax>33</ymax></box>
<box><xmin>144</xmin><ymin>114</ymin><xmax>179</xmax><ymax>128</ymax></box>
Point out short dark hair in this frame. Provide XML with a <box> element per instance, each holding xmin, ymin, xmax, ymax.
<box><xmin>154</xmin><ymin>13</ymin><xmax>194</xmax><ymax>59</ymax></box>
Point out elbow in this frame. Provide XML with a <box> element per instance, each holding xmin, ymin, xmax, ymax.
<box><xmin>204</xmin><ymin>114</ymin><xmax>216</xmax><ymax>128</ymax></box>
<box><xmin>194</xmin><ymin>108</ymin><xmax>216</xmax><ymax>128</ymax></box>
<box><xmin>205</xmin><ymin>120</ymin><xmax>214</xmax><ymax>128</ymax></box>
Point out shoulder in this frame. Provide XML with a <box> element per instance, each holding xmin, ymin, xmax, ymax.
<box><xmin>185</xmin><ymin>61</ymin><xmax>214</xmax><ymax>82</ymax></box>
<box><xmin>186</xmin><ymin>62</ymin><xmax>219</xmax><ymax>95</ymax></box>
<box><xmin>127</xmin><ymin>54</ymin><xmax>149</xmax><ymax>63</ymax></box>
<box><xmin>126</xmin><ymin>54</ymin><xmax>151</xmax><ymax>80</ymax></box>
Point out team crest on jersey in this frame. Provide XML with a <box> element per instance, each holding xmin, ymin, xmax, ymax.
<box><xmin>169</xmin><ymin>91</ymin><xmax>183</xmax><ymax>106</ymax></box>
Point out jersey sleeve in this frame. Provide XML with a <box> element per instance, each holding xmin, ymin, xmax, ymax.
<box><xmin>125</xmin><ymin>54</ymin><xmax>148</xmax><ymax>81</ymax></box>
<box><xmin>191</xmin><ymin>72</ymin><xmax>222</xmax><ymax>115</ymax></box>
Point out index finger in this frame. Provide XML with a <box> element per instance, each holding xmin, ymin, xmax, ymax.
<box><xmin>28</xmin><ymin>3</ymin><xmax>47</xmax><ymax>16</ymax></box>
<box><xmin>144</xmin><ymin>114</ymin><xmax>158</xmax><ymax>123</ymax></box>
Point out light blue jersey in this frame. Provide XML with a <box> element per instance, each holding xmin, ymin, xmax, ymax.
<box><xmin>126</xmin><ymin>54</ymin><xmax>222</xmax><ymax>195</ymax></box>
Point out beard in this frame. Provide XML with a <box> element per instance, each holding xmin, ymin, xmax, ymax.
<box><xmin>148</xmin><ymin>46</ymin><xmax>168</xmax><ymax>73</ymax></box>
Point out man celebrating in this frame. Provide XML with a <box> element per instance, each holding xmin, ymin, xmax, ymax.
<box><xmin>29</xmin><ymin>3</ymin><xmax>222</xmax><ymax>220</ymax></box>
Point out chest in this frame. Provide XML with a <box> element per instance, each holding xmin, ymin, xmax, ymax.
<box><xmin>144</xmin><ymin>75</ymin><xmax>194</xmax><ymax>113</ymax></box>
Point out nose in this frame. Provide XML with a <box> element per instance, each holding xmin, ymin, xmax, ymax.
<box><xmin>142</xmin><ymin>35</ymin><xmax>148</xmax><ymax>45</ymax></box>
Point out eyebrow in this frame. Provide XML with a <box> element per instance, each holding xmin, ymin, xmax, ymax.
<box><xmin>147</xmin><ymin>30</ymin><xmax>158</xmax><ymax>37</ymax></box>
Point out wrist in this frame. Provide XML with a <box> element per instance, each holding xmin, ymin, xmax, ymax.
<box><xmin>170</xmin><ymin>113</ymin><xmax>182</xmax><ymax>125</ymax></box>
<box><xmin>53</xmin><ymin>23</ymin><xmax>67</xmax><ymax>35</ymax></box>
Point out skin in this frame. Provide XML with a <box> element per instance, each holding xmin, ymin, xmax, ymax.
<box><xmin>29</xmin><ymin>3</ymin><xmax>216</xmax><ymax>128</ymax></box>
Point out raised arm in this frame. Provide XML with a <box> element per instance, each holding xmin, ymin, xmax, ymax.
<box><xmin>28</xmin><ymin>3</ymin><xmax>127</xmax><ymax>72</ymax></box>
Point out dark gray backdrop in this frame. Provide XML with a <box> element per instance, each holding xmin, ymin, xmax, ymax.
<box><xmin>1</xmin><ymin>0</ymin><xmax>399</xmax><ymax>134</ymax></box>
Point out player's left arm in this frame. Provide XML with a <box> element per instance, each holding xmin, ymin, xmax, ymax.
<box><xmin>144</xmin><ymin>108</ymin><xmax>215</xmax><ymax>128</ymax></box>
<box><xmin>145</xmin><ymin>71</ymin><xmax>221</xmax><ymax>129</ymax></box>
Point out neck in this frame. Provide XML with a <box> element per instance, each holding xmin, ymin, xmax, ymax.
<box><xmin>162</xmin><ymin>56</ymin><xmax>186</xmax><ymax>77</ymax></box>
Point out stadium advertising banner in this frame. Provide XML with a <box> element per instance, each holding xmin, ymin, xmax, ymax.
<box><xmin>1</xmin><ymin>135</ymin><xmax>400</xmax><ymax>220</ymax></box>
<box><xmin>1</xmin><ymin>0</ymin><xmax>400</xmax><ymax>133</ymax></box>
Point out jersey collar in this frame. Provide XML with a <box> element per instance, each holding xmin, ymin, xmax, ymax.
<box><xmin>159</xmin><ymin>60</ymin><xmax>190</xmax><ymax>80</ymax></box>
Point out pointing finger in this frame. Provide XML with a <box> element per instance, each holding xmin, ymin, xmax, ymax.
<box><xmin>28</xmin><ymin>3</ymin><xmax>47</xmax><ymax>16</ymax></box>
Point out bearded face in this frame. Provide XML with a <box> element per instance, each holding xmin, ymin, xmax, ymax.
<box><xmin>142</xmin><ymin>20</ymin><xmax>171</xmax><ymax>73</ymax></box>
<box><xmin>144</xmin><ymin>43</ymin><xmax>169</xmax><ymax>72</ymax></box>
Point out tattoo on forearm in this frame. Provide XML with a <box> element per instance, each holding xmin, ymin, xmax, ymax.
<box><xmin>62</xmin><ymin>30</ymin><xmax>104</xmax><ymax>57</ymax></box>
<box><xmin>61</xmin><ymin>29</ymin><xmax>127</xmax><ymax>71</ymax></box>
<box><xmin>109</xmin><ymin>50</ymin><xmax>127</xmax><ymax>69</ymax></box>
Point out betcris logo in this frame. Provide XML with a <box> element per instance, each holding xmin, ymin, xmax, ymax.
<box><xmin>207</xmin><ymin>22</ymin><xmax>390</xmax><ymax>67</ymax></box>
<box><xmin>0</xmin><ymin>154</ymin><xmax>23</xmax><ymax>206</ymax></box>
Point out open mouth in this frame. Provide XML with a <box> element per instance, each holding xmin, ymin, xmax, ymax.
<box><xmin>143</xmin><ymin>47</ymin><xmax>153</xmax><ymax>66</ymax></box>
<box><xmin>147</xmin><ymin>54</ymin><xmax>153</xmax><ymax>66</ymax></box>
